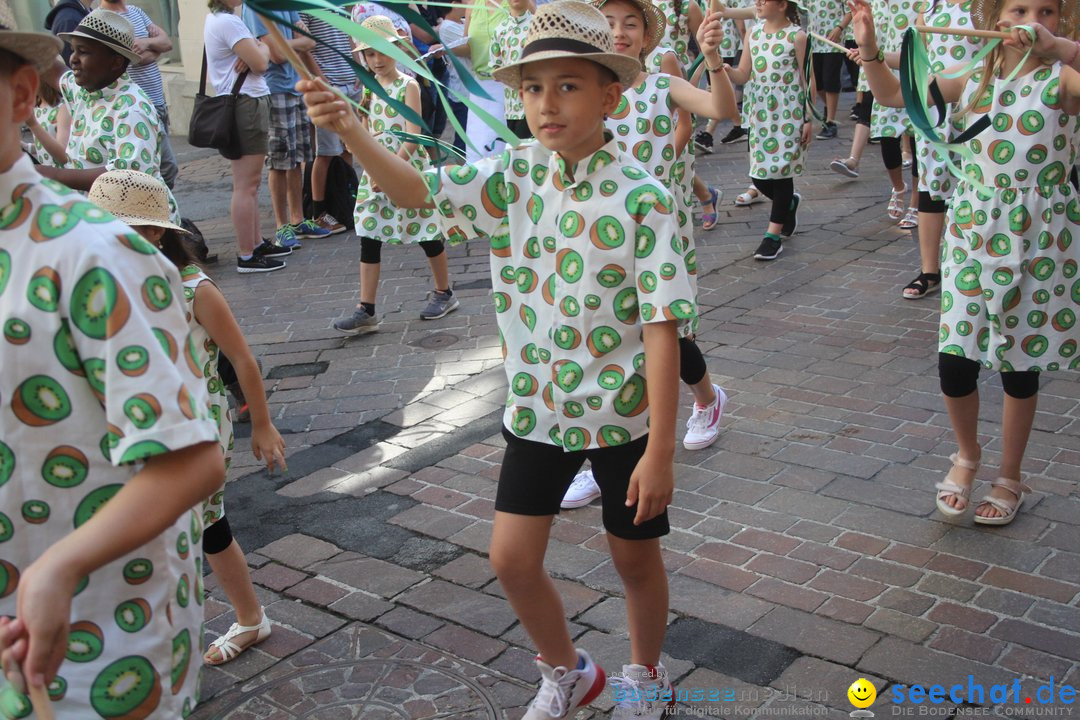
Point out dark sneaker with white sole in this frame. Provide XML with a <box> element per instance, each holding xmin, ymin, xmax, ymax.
<box><xmin>754</xmin><ymin>236</ymin><xmax>784</xmax><ymax>260</ymax></box>
<box><xmin>237</xmin><ymin>255</ymin><xmax>285</xmax><ymax>273</ymax></box>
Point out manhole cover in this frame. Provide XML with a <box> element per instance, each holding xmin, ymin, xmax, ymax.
<box><xmin>410</xmin><ymin>333</ymin><xmax>459</xmax><ymax>350</ymax></box>
<box><xmin>204</xmin><ymin>659</ymin><xmax>500</xmax><ymax>719</ymax></box>
<box><xmin>267</xmin><ymin>361</ymin><xmax>330</xmax><ymax>379</ymax></box>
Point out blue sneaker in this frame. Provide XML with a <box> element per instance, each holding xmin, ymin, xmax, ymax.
<box><xmin>275</xmin><ymin>224</ymin><xmax>302</xmax><ymax>249</ymax></box>
<box><xmin>293</xmin><ymin>218</ymin><xmax>332</xmax><ymax>239</ymax></box>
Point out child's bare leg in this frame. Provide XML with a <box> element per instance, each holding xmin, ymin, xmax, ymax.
<box><xmin>917</xmin><ymin>211</ymin><xmax>945</xmax><ymax>274</ymax></box>
<box><xmin>490</xmin><ymin>511</ymin><xmax>577</xmax><ymax>668</ymax></box>
<box><xmin>978</xmin><ymin>391</ymin><xmax>1037</xmax><ymax>518</ymax></box>
<box><xmin>850</xmin><ymin>123</ymin><xmax>869</xmax><ymax>164</ymax></box>
<box><xmin>692</xmin><ymin>175</ymin><xmax>712</xmax><ymax>204</ymax></box>
<box><xmin>426</xmin><ymin>248</ymin><xmax>451</xmax><ymax>292</ymax></box>
<box><xmin>608</xmin><ymin>535</ymin><xmax>667</xmax><ymax>665</ymax></box>
<box><xmin>359</xmin><ymin>261</ymin><xmax>380</xmax><ymax>306</ymax></box>
<box><xmin>688</xmin><ymin>375</ymin><xmax>717</xmax><ymax>406</ymax></box>
<box><xmin>940</xmin><ymin>388</ymin><xmax>981</xmax><ymax>510</ymax></box>
<box><xmin>204</xmin><ymin>536</ymin><xmax>264</xmax><ymax>663</ymax></box>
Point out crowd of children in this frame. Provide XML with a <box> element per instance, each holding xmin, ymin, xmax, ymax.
<box><xmin>2</xmin><ymin>0</ymin><xmax>1079</xmax><ymax>716</ymax></box>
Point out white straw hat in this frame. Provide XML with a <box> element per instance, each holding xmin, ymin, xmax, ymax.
<box><xmin>355</xmin><ymin>15</ymin><xmax>404</xmax><ymax>51</ymax></box>
<box><xmin>88</xmin><ymin>170</ymin><xmax>188</xmax><ymax>233</ymax></box>
<box><xmin>59</xmin><ymin>9</ymin><xmax>142</xmax><ymax>64</ymax></box>
<box><xmin>0</xmin><ymin>0</ymin><xmax>62</xmax><ymax>73</ymax></box>
<box><xmin>593</xmin><ymin>0</ymin><xmax>666</xmax><ymax>59</ymax></box>
<box><xmin>491</xmin><ymin>0</ymin><xmax>643</xmax><ymax>88</ymax></box>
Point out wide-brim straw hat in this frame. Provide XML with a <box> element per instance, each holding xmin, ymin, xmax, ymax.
<box><xmin>593</xmin><ymin>0</ymin><xmax>666</xmax><ymax>59</ymax></box>
<box><xmin>0</xmin><ymin>0</ymin><xmax>62</xmax><ymax>73</ymax></box>
<box><xmin>59</xmin><ymin>9</ymin><xmax>142</xmax><ymax>64</ymax></box>
<box><xmin>970</xmin><ymin>0</ymin><xmax>1078</xmax><ymax>38</ymax></box>
<box><xmin>492</xmin><ymin>0</ymin><xmax>643</xmax><ymax>88</ymax></box>
<box><xmin>355</xmin><ymin>15</ymin><xmax>404</xmax><ymax>51</ymax></box>
<box><xmin>88</xmin><ymin>170</ymin><xmax>188</xmax><ymax>233</ymax></box>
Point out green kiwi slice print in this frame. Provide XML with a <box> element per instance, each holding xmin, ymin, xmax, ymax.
<box><xmin>26</xmin><ymin>266</ymin><xmax>61</xmax><ymax>312</ymax></box>
<box><xmin>42</xmin><ymin>445</ymin><xmax>89</xmax><ymax>488</ymax></box>
<box><xmin>90</xmin><ymin>656</ymin><xmax>163</xmax><ymax>719</ymax></box>
<box><xmin>0</xmin><ymin>512</ymin><xmax>12</xmax><ymax>543</ymax></box>
<box><xmin>66</xmin><ymin>621</ymin><xmax>105</xmax><ymax>662</ymax></box>
<box><xmin>0</xmin><ymin>441</ymin><xmax>13</xmax><ymax>488</ymax></box>
<box><xmin>172</xmin><ymin>629</ymin><xmax>192</xmax><ymax>694</ymax></box>
<box><xmin>0</xmin><ymin>559</ymin><xmax>18</xmax><ymax>598</ymax></box>
<box><xmin>20</xmin><ymin>500</ymin><xmax>49</xmax><ymax>524</ymax></box>
<box><xmin>71</xmin><ymin>267</ymin><xmax>132</xmax><ymax>340</ymax></box>
<box><xmin>141</xmin><ymin>276</ymin><xmax>173</xmax><ymax>311</ymax></box>
<box><xmin>587</xmin><ymin>327</ymin><xmax>622</xmax><ymax>358</ymax></box>
<box><xmin>3</xmin><ymin>318</ymin><xmax>30</xmax><ymax>345</ymax></box>
<box><xmin>0</xmin><ymin>249</ymin><xmax>11</xmax><ymax>298</ymax></box>
<box><xmin>0</xmin><ymin>685</ymin><xmax>31</xmax><ymax>719</ymax></box>
<box><xmin>613</xmin><ymin>374</ymin><xmax>648</xmax><ymax>417</ymax></box>
<box><xmin>553</xmin><ymin>360</ymin><xmax>584</xmax><ymax>393</ymax></box>
<box><xmin>117</xmin><ymin>345</ymin><xmax>150</xmax><ymax>377</ymax></box>
<box><xmin>598</xmin><ymin>424</ymin><xmax>631</xmax><ymax>447</ymax></box>
<box><xmin>123</xmin><ymin>394</ymin><xmax>162</xmax><ymax>430</ymax></box>
<box><xmin>123</xmin><ymin>558</ymin><xmax>154</xmax><ymax>585</ymax></box>
<box><xmin>12</xmin><ymin>375</ymin><xmax>71</xmax><ymax>427</ymax></box>
<box><xmin>47</xmin><ymin>676</ymin><xmax>67</xmax><ymax>701</ymax></box>
<box><xmin>53</xmin><ymin>321</ymin><xmax>84</xmax><ymax>376</ymax></box>
<box><xmin>74</xmin><ymin>484</ymin><xmax>122</xmax><ymax>527</ymax></box>
<box><xmin>118</xmin><ymin>440</ymin><xmax>169</xmax><ymax>464</ymax></box>
<box><xmin>115</xmin><ymin>598</ymin><xmax>152</xmax><ymax>633</ymax></box>
<box><xmin>511</xmin><ymin>407</ymin><xmax>536</xmax><ymax>436</ymax></box>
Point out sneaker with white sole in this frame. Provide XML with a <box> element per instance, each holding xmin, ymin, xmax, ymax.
<box><xmin>419</xmin><ymin>289</ymin><xmax>460</xmax><ymax>320</ymax></box>
<box><xmin>610</xmin><ymin>663</ymin><xmax>676</xmax><ymax>719</ymax></box>
<box><xmin>561</xmin><ymin>469</ymin><xmax>601</xmax><ymax>509</ymax></box>
<box><xmin>683</xmin><ymin>384</ymin><xmax>727</xmax><ymax>450</ymax></box>
<box><xmin>523</xmin><ymin>649</ymin><xmax>607</xmax><ymax>720</ymax></box>
<box><xmin>333</xmin><ymin>307</ymin><xmax>379</xmax><ymax>335</ymax></box>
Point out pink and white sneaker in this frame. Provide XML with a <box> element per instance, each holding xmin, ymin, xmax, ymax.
<box><xmin>523</xmin><ymin>649</ymin><xmax>607</xmax><ymax>719</ymax></box>
<box><xmin>610</xmin><ymin>663</ymin><xmax>676</xmax><ymax>719</ymax></box>
<box><xmin>683</xmin><ymin>384</ymin><xmax>727</xmax><ymax>450</ymax></box>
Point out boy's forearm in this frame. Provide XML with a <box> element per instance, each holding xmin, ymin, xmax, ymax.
<box><xmin>642</xmin><ymin>321</ymin><xmax>680</xmax><ymax>455</ymax></box>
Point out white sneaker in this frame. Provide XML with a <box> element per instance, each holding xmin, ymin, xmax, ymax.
<box><xmin>683</xmin><ymin>384</ymin><xmax>727</xmax><ymax>450</ymax></box>
<box><xmin>523</xmin><ymin>649</ymin><xmax>607</xmax><ymax>720</ymax></box>
<box><xmin>610</xmin><ymin>663</ymin><xmax>675</xmax><ymax>719</ymax></box>
<box><xmin>561</xmin><ymin>469</ymin><xmax>601</xmax><ymax>509</ymax></box>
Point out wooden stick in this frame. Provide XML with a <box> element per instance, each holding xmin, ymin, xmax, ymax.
<box><xmin>29</xmin><ymin>685</ymin><xmax>54</xmax><ymax>720</ymax></box>
<box><xmin>915</xmin><ymin>24</ymin><xmax>1011</xmax><ymax>39</ymax></box>
<box><xmin>810</xmin><ymin>31</ymin><xmax>850</xmax><ymax>53</ymax></box>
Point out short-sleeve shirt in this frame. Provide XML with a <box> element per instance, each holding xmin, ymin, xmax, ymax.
<box><xmin>301</xmin><ymin>12</ymin><xmax>358</xmax><ymax>85</ymax></box>
<box><xmin>117</xmin><ymin>5</ymin><xmax>166</xmax><ymax>106</ymax></box>
<box><xmin>0</xmin><ymin>154</ymin><xmax>219</xmax><ymax>719</ymax></box>
<box><xmin>806</xmin><ymin>0</ymin><xmax>847</xmax><ymax>52</ymax></box>
<box><xmin>421</xmin><ymin>136</ymin><xmax>698</xmax><ymax>450</ymax></box>
<box><xmin>243</xmin><ymin>7</ymin><xmax>302</xmax><ymax>95</ymax></box>
<box><xmin>62</xmin><ymin>72</ymin><xmax>180</xmax><ymax>222</ymax></box>
<box><xmin>31</xmin><ymin>104</ymin><xmax>64</xmax><ymax>167</ymax></box>
<box><xmin>203</xmin><ymin>10</ymin><xmax>271</xmax><ymax>98</ymax></box>
<box><xmin>488</xmin><ymin>12</ymin><xmax>532</xmax><ymax>120</ymax></box>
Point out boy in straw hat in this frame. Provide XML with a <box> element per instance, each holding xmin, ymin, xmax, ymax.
<box><xmin>301</xmin><ymin>2</ymin><xmax>729</xmax><ymax>717</ymax></box>
<box><xmin>0</xmin><ymin>1</ymin><xmax>225</xmax><ymax>717</ymax></box>
<box><xmin>34</xmin><ymin>9</ymin><xmax>180</xmax><ymax>223</ymax></box>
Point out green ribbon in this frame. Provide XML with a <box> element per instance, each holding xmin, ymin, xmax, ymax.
<box><xmin>804</xmin><ymin>35</ymin><xmax>825</xmax><ymax>124</ymax></box>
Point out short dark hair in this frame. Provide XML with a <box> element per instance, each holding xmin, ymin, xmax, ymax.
<box><xmin>157</xmin><ymin>228</ymin><xmax>199</xmax><ymax>270</ymax></box>
<box><xmin>592</xmin><ymin>62</ymin><xmax>619</xmax><ymax>86</ymax></box>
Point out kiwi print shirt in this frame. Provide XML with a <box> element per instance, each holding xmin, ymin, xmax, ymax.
<box><xmin>0</xmin><ymin>155</ymin><xmax>219</xmax><ymax>719</ymax></box>
<box><xmin>489</xmin><ymin>11</ymin><xmax>533</xmax><ymax>121</ymax></box>
<box><xmin>422</xmin><ymin>136</ymin><xmax>698</xmax><ymax>451</ymax></box>
<box><xmin>60</xmin><ymin>72</ymin><xmax>180</xmax><ymax>223</ymax></box>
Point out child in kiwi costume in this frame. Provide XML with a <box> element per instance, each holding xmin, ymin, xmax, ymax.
<box><xmin>86</xmin><ymin>170</ymin><xmax>286</xmax><ymax>666</ymax></box>
<box><xmin>300</xmin><ymin>2</ymin><xmax>727</xmax><ymax>716</ymax></box>
<box><xmin>854</xmin><ymin>0</ymin><xmax>1080</xmax><ymax>525</ymax></box>
<box><xmin>0</xmin><ymin>10</ymin><xmax>224</xmax><ymax>717</ymax></box>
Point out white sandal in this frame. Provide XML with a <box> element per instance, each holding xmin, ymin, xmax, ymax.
<box><xmin>735</xmin><ymin>187</ymin><xmax>764</xmax><ymax>206</ymax></box>
<box><xmin>829</xmin><ymin>157</ymin><xmax>860</xmax><ymax>178</ymax></box>
<box><xmin>935</xmin><ymin>453</ymin><xmax>978</xmax><ymax>517</ymax></box>
<box><xmin>898</xmin><ymin>206</ymin><xmax>919</xmax><ymax>229</ymax></box>
<box><xmin>204</xmin><ymin>608</ymin><xmax>271</xmax><ymax>665</ymax></box>
<box><xmin>973</xmin><ymin>477</ymin><xmax>1032</xmax><ymax>526</ymax></box>
<box><xmin>887</xmin><ymin>185</ymin><xmax>907</xmax><ymax>220</ymax></box>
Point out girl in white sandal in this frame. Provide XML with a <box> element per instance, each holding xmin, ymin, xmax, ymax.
<box><xmin>89</xmin><ymin>171</ymin><xmax>284</xmax><ymax>660</ymax></box>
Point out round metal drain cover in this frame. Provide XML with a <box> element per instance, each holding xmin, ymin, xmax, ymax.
<box><xmin>414</xmin><ymin>333</ymin><xmax>459</xmax><ymax>350</ymax></box>
<box><xmin>206</xmin><ymin>659</ymin><xmax>500</xmax><ymax>719</ymax></box>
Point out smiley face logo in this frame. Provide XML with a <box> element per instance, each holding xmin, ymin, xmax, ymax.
<box><xmin>848</xmin><ymin>678</ymin><xmax>876</xmax><ymax>709</ymax></box>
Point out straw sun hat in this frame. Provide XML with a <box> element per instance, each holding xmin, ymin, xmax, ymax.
<box><xmin>59</xmin><ymin>8</ymin><xmax>142</xmax><ymax>64</ymax></box>
<box><xmin>355</xmin><ymin>15</ymin><xmax>404</xmax><ymax>51</ymax></box>
<box><xmin>593</xmin><ymin>0</ymin><xmax>666</xmax><ymax>59</ymax></box>
<box><xmin>88</xmin><ymin>170</ymin><xmax>188</xmax><ymax>234</ymax></box>
<box><xmin>491</xmin><ymin>0</ymin><xmax>644</xmax><ymax>88</ymax></box>
<box><xmin>0</xmin><ymin>0</ymin><xmax>62</xmax><ymax>73</ymax></box>
<box><xmin>969</xmin><ymin>0</ymin><xmax>1078</xmax><ymax>39</ymax></box>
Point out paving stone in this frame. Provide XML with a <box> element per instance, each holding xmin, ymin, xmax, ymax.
<box><xmin>771</xmin><ymin>656</ymin><xmax>886</xmax><ymax>711</ymax></box>
<box><xmin>746</xmin><ymin>577</ymin><xmax>828</xmax><ymax>613</ymax></box>
<box><xmin>834</xmin><ymin>531</ymin><xmax>889</xmax><ymax>555</ymax></box>
<box><xmin>731</xmin><ymin>528</ymin><xmax>802</xmax><ymax>555</ymax></box>
<box><xmin>878</xmin><ymin>587</ymin><xmax>936</xmax><ymax>616</ymax></box>
<box><xmin>422</xmin><ymin>624</ymin><xmax>508</xmax><ymax>664</ymax></box>
<box><xmin>328</xmin><ymin>592</ymin><xmax>395</xmax><ymax>622</ymax></box>
<box><xmin>670</xmin><ymin>668</ymin><xmax>768</xmax><ymax>713</ymax></box>
<box><xmin>929</xmin><ymin>627</ymin><xmax>1006</xmax><ymax>665</ymax></box>
<box><xmin>879</xmin><ymin>543</ymin><xmax>935</xmax><ymax>568</ymax></box>
<box><xmin>849</xmin><ymin>557</ymin><xmax>925</xmax><ymax>588</ymax></box>
<box><xmin>809</xmin><ymin>569</ymin><xmax>887</xmax><ymax>602</ymax></box>
<box><xmin>999</xmin><ymin>646</ymin><xmax>1076</xmax><ymax>683</ymax></box>
<box><xmin>917</xmin><ymin>573</ymin><xmax>981</xmax><ymax>602</ymax></box>
<box><xmin>789</xmin><ymin>541</ymin><xmax>860</xmax><ymax>570</ymax></box>
<box><xmin>433</xmin><ymin>553</ymin><xmax>496</xmax><ymax>589</ymax></box>
<box><xmin>680</xmin><ymin>558</ymin><xmax>760</xmax><ymax>592</ymax></box>
<box><xmin>973</xmin><ymin>587</ymin><xmax>1036</xmax><ymax>617</ymax></box>
<box><xmin>285</xmin><ymin>577</ymin><xmax>350</xmax><ymax>606</ymax></box>
<box><xmin>858</xmin><ymin>636</ymin><xmax>1017</xmax><ymax>688</ymax></box>
<box><xmin>927</xmin><ymin>602</ymin><xmax>999</xmax><ymax>633</ymax></box>
<box><xmin>864</xmin><ymin>608</ymin><xmax>938</xmax><ymax>643</ymax></box>
<box><xmin>374</xmin><ymin>607</ymin><xmax>446</xmax><ymax>640</ymax></box>
<box><xmin>665</xmin><ymin>574</ymin><xmax>775</xmax><ymax>630</ymax></box>
<box><xmin>311</xmin><ymin>554</ymin><xmax>426</xmax><ymax>597</ymax></box>
<box><xmin>749</xmin><ymin>606</ymin><xmax>881</xmax><ymax>666</ymax></box>
<box><xmin>980</xmin><ymin>566</ymin><xmax>1078</xmax><ymax>604</ymax></box>
<box><xmin>251</xmin><ymin>563</ymin><xmax>308</xmax><ymax>592</ymax></box>
<box><xmin>931</xmin><ymin>527</ymin><xmax>1052</xmax><ymax>572</ymax></box>
<box><xmin>816</xmin><ymin>597</ymin><xmax>874</xmax><ymax>625</ymax></box>
<box><xmin>696</xmin><ymin>541</ymin><xmax>757</xmax><ymax>565</ymax></box>
<box><xmin>1026</xmin><ymin>601</ymin><xmax>1080</xmax><ymax>635</ymax></box>
<box><xmin>265</xmin><ymin>599</ymin><xmax>347</xmax><ymax>637</ymax></box>
<box><xmin>398</xmin><ymin>580</ymin><xmax>518</xmax><ymax>636</ymax></box>
<box><xmin>925</xmin><ymin>553</ymin><xmax>988</xmax><ymax>580</ymax></box>
<box><xmin>1039</xmin><ymin>552</ymin><xmax>1080</xmax><ymax>583</ymax></box>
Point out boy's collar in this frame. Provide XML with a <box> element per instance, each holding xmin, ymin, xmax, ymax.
<box><xmin>551</xmin><ymin>130</ymin><xmax>618</xmax><ymax>188</ymax></box>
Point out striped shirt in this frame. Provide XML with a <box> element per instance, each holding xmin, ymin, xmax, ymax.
<box><xmin>117</xmin><ymin>4</ymin><xmax>166</xmax><ymax>107</ymax></box>
<box><xmin>301</xmin><ymin>12</ymin><xmax>357</xmax><ymax>85</ymax></box>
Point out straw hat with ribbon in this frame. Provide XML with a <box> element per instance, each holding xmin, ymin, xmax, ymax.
<box><xmin>492</xmin><ymin>0</ymin><xmax>644</xmax><ymax>88</ymax></box>
<box><xmin>355</xmin><ymin>15</ymin><xmax>404</xmax><ymax>52</ymax></box>
<box><xmin>59</xmin><ymin>9</ymin><xmax>142</xmax><ymax>64</ymax></box>
<box><xmin>593</xmin><ymin>0</ymin><xmax>667</xmax><ymax>59</ymax></box>
<box><xmin>969</xmin><ymin>0</ymin><xmax>1079</xmax><ymax>39</ymax></box>
<box><xmin>88</xmin><ymin>170</ymin><xmax>188</xmax><ymax>234</ymax></box>
<box><xmin>0</xmin><ymin>0</ymin><xmax>62</xmax><ymax>73</ymax></box>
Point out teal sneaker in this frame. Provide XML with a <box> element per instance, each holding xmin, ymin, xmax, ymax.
<box><xmin>293</xmin><ymin>218</ymin><xmax>332</xmax><ymax>239</ymax></box>
<box><xmin>275</xmin><ymin>224</ymin><xmax>302</xmax><ymax>249</ymax></box>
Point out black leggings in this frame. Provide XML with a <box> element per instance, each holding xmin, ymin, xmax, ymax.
<box><xmin>938</xmin><ymin>353</ymin><xmax>1039</xmax><ymax>399</ymax></box>
<box><xmin>751</xmin><ymin>178</ymin><xmax>795</xmax><ymax>226</ymax></box>
<box><xmin>679</xmin><ymin>337</ymin><xmax>707</xmax><ymax>386</ymax></box>
<box><xmin>880</xmin><ymin>137</ymin><xmax>919</xmax><ymax>179</ymax></box>
<box><xmin>918</xmin><ymin>191</ymin><xmax>946</xmax><ymax>214</ymax></box>
<box><xmin>204</xmin><ymin>515</ymin><xmax>233</xmax><ymax>555</ymax></box>
<box><xmin>360</xmin><ymin>236</ymin><xmax>444</xmax><ymax>264</ymax></box>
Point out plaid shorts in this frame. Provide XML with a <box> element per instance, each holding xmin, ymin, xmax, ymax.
<box><xmin>267</xmin><ymin>92</ymin><xmax>313</xmax><ymax>170</ymax></box>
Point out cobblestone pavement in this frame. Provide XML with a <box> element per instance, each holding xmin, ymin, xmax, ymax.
<box><xmin>172</xmin><ymin>112</ymin><xmax>1080</xmax><ymax>719</ymax></box>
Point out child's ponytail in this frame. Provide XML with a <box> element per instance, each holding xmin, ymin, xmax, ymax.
<box><xmin>784</xmin><ymin>0</ymin><xmax>801</xmax><ymax>25</ymax></box>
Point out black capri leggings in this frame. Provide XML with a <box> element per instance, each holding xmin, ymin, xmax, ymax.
<box><xmin>679</xmin><ymin>337</ymin><xmax>708</xmax><ymax>386</ymax></box>
<box><xmin>939</xmin><ymin>353</ymin><xmax>1040</xmax><ymax>399</ymax></box>
<box><xmin>751</xmin><ymin>177</ymin><xmax>795</xmax><ymax>226</ymax></box>
<box><xmin>360</xmin><ymin>236</ymin><xmax>445</xmax><ymax>264</ymax></box>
